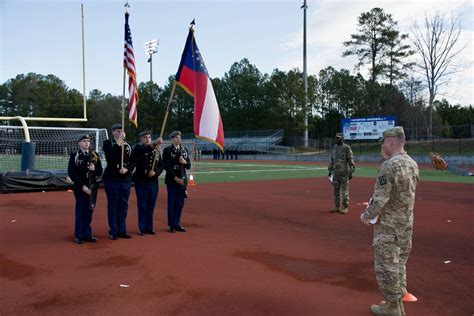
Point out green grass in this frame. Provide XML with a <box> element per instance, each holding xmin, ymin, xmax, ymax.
<box><xmin>0</xmin><ymin>155</ymin><xmax>68</xmax><ymax>171</ymax></box>
<box><xmin>2</xmin><ymin>157</ymin><xmax>472</xmax><ymax>184</ymax></box>
<box><xmin>347</xmin><ymin>139</ymin><xmax>474</xmax><ymax>156</ymax></box>
<box><xmin>191</xmin><ymin>162</ymin><xmax>328</xmax><ymax>183</ymax></box>
<box><xmin>184</xmin><ymin>161</ymin><xmax>473</xmax><ymax>185</ymax></box>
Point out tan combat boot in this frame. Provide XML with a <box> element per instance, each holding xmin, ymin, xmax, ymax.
<box><xmin>339</xmin><ymin>207</ymin><xmax>349</xmax><ymax>214</ymax></box>
<box><xmin>372</xmin><ymin>301</ymin><xmax>406</xmax><ymax>316</ymax></box>
<box><xmin>370</xmin><ymin>300</ymin><xmax>404</xmax><ymax>316</ymax></box>
<box><xmin>330</xmin><ymin>206</ymin><xmax>341</xmax><ymax>213</ymax></box>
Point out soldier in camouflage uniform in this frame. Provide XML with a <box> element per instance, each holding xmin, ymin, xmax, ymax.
<box><xmin>361</xmin><ymin>126</ymin><xmax>419</xmax><ymax>316</ymax></box>
<box><xmin>328</xmin><ymin>133</ymin><xmax>355</xmax><ymax>214</ymax></box>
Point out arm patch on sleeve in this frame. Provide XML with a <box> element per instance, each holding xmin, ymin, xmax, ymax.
<box><xmin>379</xmin><ymin>175</ymin><xmax>387</xmax><ymax>186</ymax></box>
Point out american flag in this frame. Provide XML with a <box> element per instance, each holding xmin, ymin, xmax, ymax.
<box><xmin>124</xmin><ymin>12</ymin><xmax>138</xmax><ymax>127</ymax></box>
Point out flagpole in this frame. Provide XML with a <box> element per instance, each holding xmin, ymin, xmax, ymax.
<box><xmin>301</xmin><ymin>0</ymin><xmax>308</xmax><ymax>147</ymax></box>
<box><xmin>159</xmin><ymin>81</ymin><xmax>177</xmax><ymax>139</ymax></box>
<box><xmin>121</xmin><ymin>5</ymin><xmax>129</xmax><ymax>169</ymax></box>
<box><xmin>81</xmin><ymin>3</ymin><xmax>87</xmax><ymax>121</ymax></box>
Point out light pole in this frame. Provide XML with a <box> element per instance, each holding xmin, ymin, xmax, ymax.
<box><xmin>301</xmin><ymin>0</ymin><xmax>308</xmax><ymax>147</ymax></box>
<box><xmin>144</xmin><ymin>38</ymin><xmax>159</xmax><ymax>82</ymax></box>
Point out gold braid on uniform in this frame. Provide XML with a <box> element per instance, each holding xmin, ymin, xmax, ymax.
<box><xmin>91</xmin><ymin>151</ymin><xmax>99</xmax><ymax>164</ymax></box>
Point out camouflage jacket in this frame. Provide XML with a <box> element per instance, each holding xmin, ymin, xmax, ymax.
<box><xmin>362</xmin><ymin>152</ymin><xmax>419</xmax><ymax>236</ymax></box>
<box><xmin>328</xmin><ymin>143</ymin><xmax>356</xmax><ymax>176</ymax></box>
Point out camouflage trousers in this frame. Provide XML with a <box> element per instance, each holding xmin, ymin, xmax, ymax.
<box><xmin>373</xmin><ymin>231</ymin><xmax>412</xmax><ymax>302</ymax></box>
<box><xmin>332</xmin><ymin>175</ymin><xmax>349</xmax><ymax>208</ymax></box>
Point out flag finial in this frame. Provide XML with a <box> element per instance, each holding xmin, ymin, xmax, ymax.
<box><xmin>124</xmin><ymin>2</ymin><xmax>130</xmax><ymax>8</ymax></box>
<box><xmin>189</xmin><ymin>18</ymin><xmax>195</xmax><ymax>31</ymax></box>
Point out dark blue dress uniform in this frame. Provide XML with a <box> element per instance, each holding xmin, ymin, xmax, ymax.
<box><xmin>68</xmin><ymin>149</ymin><xmax>103</xmax><ymax>243</ymax></box>
<box><xmin>102</xmin><ymin>138</ymin><xmax>134</xmax><ymax>239</ymax></box>
<box><xmin>132</xmin><ymin>143</ymin><xmax>164</xmax><ymax>234</ymax></box>
<box><xmin>163</xmin><ymin>144</ymin><xmax>191</xmax><ymax>232</ymax></box>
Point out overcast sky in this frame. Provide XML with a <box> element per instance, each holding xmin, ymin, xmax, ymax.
<box><xmin>1</xmin><ymin>0</ymin><xmax>472</xmax><ymax>106</ymax></box>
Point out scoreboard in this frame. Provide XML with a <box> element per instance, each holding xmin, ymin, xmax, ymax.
<box><xmin>341</xmin><ymin>116</ymin><xmax>397</xmax><ymax>140</ymax></box>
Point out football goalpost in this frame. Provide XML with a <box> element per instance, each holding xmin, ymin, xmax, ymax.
<box><xmin>0</xmin><ymin>126</ymin><xmax>108</xmax><ymax>172</ymax></box>
<box><xmin>0</xmin><ymin>4</ymin><xmax>92</xmax><ymax>173</ymax></box>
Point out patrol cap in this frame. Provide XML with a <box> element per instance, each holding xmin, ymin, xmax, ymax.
<box><xmin>111</xmin><ymin>123</ymin><xmax>122</xmax><ymax>131</ymax></box>
<box><xmin>169</xmin><ymin>130</ymin><xmax>181</xmax><ymax>138</ymax></box>
<box><xmin>139</xmin><ymin>130</ymin><xmax>151</xmax><ymax>138</ymax></box>
<box><xmin>78</xmin><ymin>134</ymin><xmax>90</xmax><ymax>142</ymax></box>
<box><xmin>380</xmin><ymin>126</ymin><xmax>405</xmax><ymax>143</ymax></box>
<box><xmin>335</xmin><ymin>133</ymin><xmax>343</xmax><ymax>139</ymax></box>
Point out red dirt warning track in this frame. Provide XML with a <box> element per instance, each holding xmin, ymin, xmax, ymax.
<box><xmin>0</xmin><ymin>178</ymin><xmax>473</xmax><ymax>315</ymax></box>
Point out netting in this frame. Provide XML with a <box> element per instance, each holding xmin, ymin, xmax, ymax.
<box><xmin>446</xmin><ymin>157</ymin><xmax>474</xmax><ymax>176</ymax></box>
<box><xmin>0</xmin><ymin>126</ymin><xmax>108</xmax><ymax>172</ymax></box>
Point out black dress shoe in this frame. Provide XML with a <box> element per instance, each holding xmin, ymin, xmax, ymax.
<box><xmin>109</xmin><ymin>235</ymin><xmax>118</xmax><ymax>240</ymax></box>
<box><xmin>84</xmin><ymin>236</ymin><xmax>98</xmax><ymax>242</ymax></box>
<box><xmin>175</xmin><ymin>226</ymin><xmax>187</xmax><ymax>232</ymax></box>
<box><xmin>74</xmin><ymin>238</ymin><xmax>84</xmax><ymax>244</ymax></box>
<box><xmin>138</xmin><ymin>231</ymin><xmax>144</xmax><ymax>236</ymax></box>
<box><xmin>169</xmin><ymin>227</ymin><xmax>176</xmax><ymax>233</ymax></box>
<box><xmin>118</xmin><ymin>233</ymin><xmax>132</xmax><ymax>239</ymax></box>
<box><xmin>145</xmin><ymin>230</ymin><xmax>156</xmax><ymax>235</ymax></box>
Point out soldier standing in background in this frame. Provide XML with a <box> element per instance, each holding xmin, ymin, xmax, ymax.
<box><xmin>328</xmin><ymin>133</ymin><xmax>355</xmax><ymax>214</ymax></box>
<box><xmin>132</xmin><ymin>131</ymin><xmax>164</xmax><ymax>235</ymax></box>
<box><xmin>361</xmin><ymin>126</ymin><xmax>419</xmax><ymax>316</ymax></box>
<box><xmin>68</xmin><ymin>134</ymin><xmax>103</xmax><ymax>244</ymax></box>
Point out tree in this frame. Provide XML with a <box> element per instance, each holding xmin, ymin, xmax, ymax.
<box><xmin>316</xmin><ymin>67</ymin><xmax>367</xmax><ymax>118</ymax></box>
<box><xmin>384</xmin><ymin>30</ymin><xmax>414</xmax><ymax>87</ymax></box>
<box><xmin>136</xmin><ymin>81</ymin><xmax>164</xmax><ymax>136</ymax></box>
<box><xmin>399</xmin><ymin>75</ymin><xmax>426</xmax><ymax>139</ymax></box>
<box><xmin>1</xmin><ymin>73</ymin><xmax>83</xmax><ymax>126</ymax></box>
<box><xmin>434</xmin><ymin>99</ymin><xmax>474</xmax><ymax>138</ymax></box>
<box><xmin>342</xmin><ymin>8</ymin><xmax>398</xmax><ymax>113</ymax></box>
<box><xmin>86</xmin><ymin>92</ymin><xmax>122</xmax><ymax>131</ymax></box>
<box><xmin>160</xmin><ymin>78</ymin><xmax>194</xmax><ymax>135</ymax></box>
<box><xmin>263</xmin><ymin>68</ymin><xmax>310</xmax><ymax>136</ymax></box>
<box><xmin>0</xmin><ymin>83</ymin><xmax>12</xmax><ymax>116</ymax></box>
<box><xmin>219</xmin><ymin>59</ymin><xmax>266</xmax><ymax>131</ymax></box>
<box><xmin>411</xmin><ymin>12</ymin><xmax>467</xmax><ymax>139</ymax></box>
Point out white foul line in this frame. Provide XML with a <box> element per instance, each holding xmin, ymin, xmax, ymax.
<box><xmin>194</xmin><ymin>167</ymin><xmax>325</xmax><ymax>175</ymax></box>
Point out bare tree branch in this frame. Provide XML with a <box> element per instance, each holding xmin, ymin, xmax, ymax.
<box><xmin>411</xmin><ymin>11</ymin><xmax>468</xmax><ymax>139</ymax></box>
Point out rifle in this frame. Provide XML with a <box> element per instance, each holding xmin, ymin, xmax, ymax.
<box><xmin>88</xmin><ymin>151</ymin><xmax>99</xmax><ymax>210</ymax></box>
<box><xmin>149</xmin><ymin>144</ymin><xmax>160</xmax><ymax>176</ymax></box>
<box><xmin>178</xmin><ymin>146</ymin><xmax>189</xmax><ymax>186</ymax></box>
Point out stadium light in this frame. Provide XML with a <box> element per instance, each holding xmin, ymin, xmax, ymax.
<box><xmin>301</xmin><ymin>0</ymin><xmax>308</xmax><ymax>147</ymax></box>
<box><xmin>144</xmin><ymin>38</ymin><xmax>159</xmax><ymax>82</ymax></box>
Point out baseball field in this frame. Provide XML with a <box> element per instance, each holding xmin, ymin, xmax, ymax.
<box><xmin>1</xmin><ymin>160</ymin><xmax>473</xmax><ymax>315</ymax></box>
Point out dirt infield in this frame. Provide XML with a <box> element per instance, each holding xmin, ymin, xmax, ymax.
<box><xmin>1</xmin><ymin>178</ymin><xmax>473</xmax><ymax>315</ymax></box>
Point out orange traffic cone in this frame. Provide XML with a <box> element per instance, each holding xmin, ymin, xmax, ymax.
<box><xmin>403</xmin><ymin>292</ymin><xmax>418</xmax><ymax>302</ymax></box>
<box><xmin>188</xmin><ymin>175</ymin><xmax>196</xmax><ymax>186</ymax></box>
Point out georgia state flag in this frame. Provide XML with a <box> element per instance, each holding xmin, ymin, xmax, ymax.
<box><xmin>175</xmin><ymin>29</ymin><xmax>225</xmax><ymax>150</ymax></box>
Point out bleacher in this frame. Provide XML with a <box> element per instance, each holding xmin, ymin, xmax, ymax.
<box><xmin>182</xmin><ymin>129</ymin><xmax>284</xmax><ymax>153</ymax></box>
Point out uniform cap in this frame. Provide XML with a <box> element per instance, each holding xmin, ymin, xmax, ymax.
<box><xmin>139</xmin><ymin>130</ymin><xmax>151</xmax><ymax>138</ymax></box>
<box><xmin>380</xmin><ymin>126</ymin><xmax>405</xmax><ymax>142</ymax></box>
<box><xmin>111</xmin><ymin>123</ymin><xmax>122</xmax><ymax>131</ymax></box>
<box><xmin>169</xmin><ymin>130</ymin><xmax>181</xmax><ymax>138</ymax></box>
<box><xmin>335</xmin><ymin>133</ymin><xmax>343</xmax><ymax>139</ymax></box>
<box><xmin>78</xmin><ymin>134</ymin><xmax>90</xmax><ymax>142</ymax></box>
